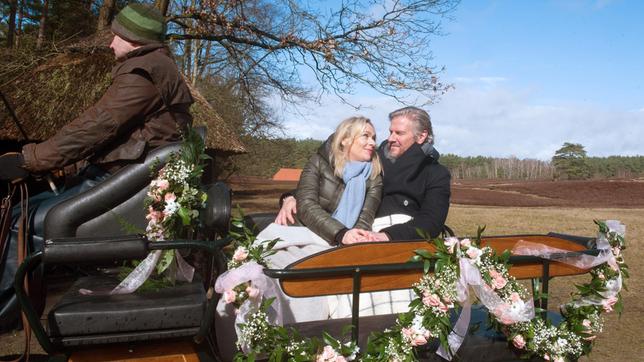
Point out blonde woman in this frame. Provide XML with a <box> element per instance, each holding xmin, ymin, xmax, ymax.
<box><xmin>215</xmin><ymin>117</ymin><xmax>384</xmax><ymax>358</ymax></box>
<box><xmin>295</xmin><ymin>116</ymin><xmax>383</xmax><ymax>245</ymax></box>
<box><xmin>255</xmin><ymin>116</ymin><xmax>383</xmax><ymax>323</ymax></box>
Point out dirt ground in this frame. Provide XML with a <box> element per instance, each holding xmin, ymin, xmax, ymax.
<box><xmin>228</xmin><ymin>177</ymin><xmax>644</xmax><ymax>210</ymax></box>
<box><xmin>2</xmin><ymin>178</ymin><xmax>642</xmax><ymax>361</ymax></box>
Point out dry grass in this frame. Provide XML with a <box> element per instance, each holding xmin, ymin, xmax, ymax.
<box><xmin>447</xmin><ymin>205</ymin><xmax>644</xmax><ymax>362</ymax></box>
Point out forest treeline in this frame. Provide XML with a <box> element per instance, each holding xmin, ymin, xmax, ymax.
<box><xmin>228</xmin><ymin>138</ymin><xmax>644</xmax><ymax>180</ymax></box>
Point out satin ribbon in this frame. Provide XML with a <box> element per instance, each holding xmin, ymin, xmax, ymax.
<box><xmin>214</xmin><ymin>261</ymin><xmax>283</xmax><ymax>352</ymax></box>
<box><xmin>80</xmin><ymin>249</ymin><xmax>196</xmax><ymax>296</ymax></box>
<box><xmin>437</xmin><ymin>243</ymin><xmax>535</xmax><ymax>360</ymax></box>
<box><xmin>512</xmin><ymin>220</ymin><xmax>625</xmax><ymax>308</ymax></box>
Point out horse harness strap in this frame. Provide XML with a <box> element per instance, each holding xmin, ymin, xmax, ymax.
<box><xmin>1</xmin><ymin>182</ymin><xmax>32</xmax><ymax>361</ymax></box>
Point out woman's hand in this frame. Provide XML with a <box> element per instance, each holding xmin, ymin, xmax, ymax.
<box><xmin>275</xmin><ymin>196</ymin><xmax>297</xmax><ymax>225</ymax></box>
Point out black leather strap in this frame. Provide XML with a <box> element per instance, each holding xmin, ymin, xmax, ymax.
<box><xmin>43</xmin><ymin>235</ymin><xmax>148</xmax><ymax>264</ymax></box>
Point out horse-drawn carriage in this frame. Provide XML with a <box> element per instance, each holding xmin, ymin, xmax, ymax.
<box><xmin>9</xmin><ymin>141</ymin><xmax>624</xmax><ymax>362</ymax></box>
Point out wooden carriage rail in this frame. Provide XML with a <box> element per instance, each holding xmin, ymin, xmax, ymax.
<box><xmin>263</xmin><ymin>234</ymin><xmax>599</xmax><ymax>343</ymax></box>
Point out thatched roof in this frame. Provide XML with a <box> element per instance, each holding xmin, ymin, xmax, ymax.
<box><xmin>0</xmin><ymin>30</ymin><xmax>245</xmax><ymax>154</ymax></box>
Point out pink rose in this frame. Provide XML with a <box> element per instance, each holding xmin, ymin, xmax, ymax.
<box><xmin>493</xmin><ymin>303</ymin><xmax>509</xmax><ymax>316</ymax></box>
<box><xmin>466</xmin><ymin>247</ymin><xmax>482</xmax><ymax>260</ymax></box>
<box><xmin>412</xmin><ymin>334</ymin><xmax>428</xmax><ymax>346</ymax></box>
<box><xmin>492</xmin><ymin>275</ymin><xmax>507</xmax><ymax>289</ymax></box>
<box><xmin>316</xmin><ymin>346</ymin><xmax>338</xmax><ymax>362</ymax></box>
<box><xmin>510</xmin><ymin>292</ymin><xmax>522</xmax><ymax>303</ymax></box>
<box><xmin>402</xmin><ymin>327</ymin><xmax>430</xmax><ymax>346</ymax></box>
<box><xmin>493</xmin><ymin>303</ymin><xmax>515</xmax><ymax>324</ymax></box>
<box><xmin>157</xmin><ymin>179</ymin><xmax>170</xmax><ymax>191</ymax></box>
<box><xmin>512</xmin><ymin>335</ymin><xmax>526</xmax><ymax>349</ymax></box>
<box><xmin>246</xmin><ymin>286</ymin><xmax>260</xmax><ymax>299</ymax></box>
<box><xmin>146</xmin><ymin>208</ymin><xmax>163</xmax><ymax>223</ymax></box>
<box><xmin>460</xmin><ymin>238</ymin><xmax>472</xmax><ymax>248</ymax></box>
<box><xmin>500</xmin><ymin>314</ymin><xmax>515</xmax><ymax>325</ymax></box>
<box><xmin>422</xmin><ymin>292</ymin><xmax>441</xmax><ymax>307</ymax></box>
<box><xmin>602</xmin><ymin>296</ymin><xmax>618</xmax><ymax>312</ymax></box>
<box><xmin>553</xmin><ymin>357</ymin><xmax>564</xmax><ymax>362</ymax></box>
<box><xmin>233</xmin><ymin>247</ymin><xmax>249</xmax><ymax>262</ymax></box>
<box><xmin>164</xmin><ymin>192</ymin><xmax>177</xmax><ymax>202</ymax></box>
<box><xmin>444</xmin><ymin>237</ymin><xmax>458</xmax><ymax>253</ymax></box>
<box><xmin>438</xmin><ymin>302</ymin><xmax>449</xmax><ymax>313</ymax></box>
<box><xmin>543</xmin><ymin>354</ymin><xmax>550</xmax><ymax>361</ymax></box>
<box><xmin>336</xmin><ymin>357</ymin><xmax>347</xmax><ymax>362</ymax></box>
<box><xmin>223</xmin><ymin>290</ymin><xmax>236</xmax><ymax>304</ymax></box>
<box><xmin>402</xmin><ymin>327</ymin><xmax>414</xmax><ymax>339</ymax></box>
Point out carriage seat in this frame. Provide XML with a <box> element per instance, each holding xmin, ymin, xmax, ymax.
<box><xmin>43</xmin><ymin>142</ymin><xmax>182</xmax><ymax>240</ymax></box>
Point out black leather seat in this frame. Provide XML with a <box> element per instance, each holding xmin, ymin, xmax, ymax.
<box><xmin>44</xmin><ymin>142</ymin><xmax>182</xmax><ymax>239</ymax></box>
<box><xmin>48</xmin><ymin>275</ymin><xmax>206</xmax><ymax>345</ymax></box>
<box><xmin>15</xmin><ymin>141</ymin><xmax>232</xmax><ymax>356</ymax></box>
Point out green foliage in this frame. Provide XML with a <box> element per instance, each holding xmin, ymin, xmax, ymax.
<box><xmin>586</xmin><ymin>155</ymin><xmax>644</xmax><ymax>178</ymax></box>
<box><xmin>226</xmin><ymin>207</ymin><xmax>278</xmax><ymax>268</ymax></box>
<box><xmin>229</xmin><ymin>136</ymin><xmax>323</xmax><ymax>178</ymax></box>
<box><xmin>552</xmin><ymin>142</ymin><xmax>592</xmax><ymax>180</ymax></box>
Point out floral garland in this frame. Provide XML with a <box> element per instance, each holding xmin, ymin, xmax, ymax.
<box><xmin>222</xmin><ymin>220</ymin><xmax>627</xmax><ymax>362</ymax></box>
<box><xmin>115</xmin><ymin>129</ymin><xmax>209</xmax><ymax>291</ymax></box>
<box><xmin>220</xmin><ymin>213</ymin><xmax>360</xmax><ymax>361</ymax></box>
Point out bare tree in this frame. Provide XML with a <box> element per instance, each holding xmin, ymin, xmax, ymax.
<box><xmin>155</xmin><ymin>0</ymin><xmax>171</xmax><ymax>15</ymax></box>
<box><xmin>36</xmin><ymin>0</ymin><xmax>49</xmax><ymax>49</ymax></box>
<box><xmin>15</xmin><ymin>0</ymin><xmax>24</xmax><ymax>48</ymax></box>
<box><xmin>6</xmin><ymin>0</ymin><xmax>18</xmax><ymax>48</ymax></box>
<box><xmin>168</xmin><ymin>0</ymin><xmax>457</xmax><ymax>108</ymax></box>
<box><xmin>97</xmin><ymin>0</ymin><xmax>116</xmax><ymax>31</ymax></box>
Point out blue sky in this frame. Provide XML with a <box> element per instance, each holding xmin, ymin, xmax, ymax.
<box><xmin>278</xmin><ymin>0</ymin><xmax>643</xmax><ymax>160</ymax></box>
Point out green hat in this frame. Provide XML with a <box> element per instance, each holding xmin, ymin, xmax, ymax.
<box><xmin>111</xmin><ymin>4</ymin><xmax>166</xmax><ymax>44</ymax></box>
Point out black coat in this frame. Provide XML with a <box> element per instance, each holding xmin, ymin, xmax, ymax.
<box><xmin>377</xmin><ymin>142</ymin><xmax>451</xmax><ymax>240</ymax></box>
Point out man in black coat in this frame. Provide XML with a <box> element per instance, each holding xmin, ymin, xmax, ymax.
<box><xmin>276</xmin><ymin>106</ymin><xmax>451</xmax><ymax>241</ymax></box>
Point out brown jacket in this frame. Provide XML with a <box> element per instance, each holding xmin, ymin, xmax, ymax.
<box><xmin>295</xmin><ymin>140</ymin><xmax>382</xmax><ymax>244</ymax></box>
<box><xmin>22</xmin><ymin>44</ymin><xmax>193</xmax><ymax>174</ymax></box>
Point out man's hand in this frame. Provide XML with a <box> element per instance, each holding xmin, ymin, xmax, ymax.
<box><xmin>275</xmin><ymin>195</ymin><xmax>297</xmax><ymax>225</ymax></box>
<box><xmin>0</xmin><ymin>152</ymin><xmax>29</xmax><ymax>182</ymax></box>
<box><xmin>361</xmin><ymin>231</ymin><xmax>390</xmax><ymax>242</ymax></box>
<box><xmin>341</xmin><ymin>228</ymin><xmax>372</xmax><ymax>245</ymax></box>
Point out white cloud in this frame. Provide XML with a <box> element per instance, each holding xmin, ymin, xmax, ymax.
<box><xmin>432</xmin><ymin>82</ymin><xmax>644</xmax><ymax>159</ymax></box>
<box><xmin>278</xmin><ymin>81</ymin><xmax>644</xmax><ymax>160</ymax></box>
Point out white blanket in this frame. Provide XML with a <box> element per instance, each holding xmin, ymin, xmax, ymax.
<box><xmin>261</xmin><ymin>221</ymin><xmax>415</xmax><ymax>321</ymax></box>
<box><xmin>259</xmin><ymin>223</ymin><xmax>334</xmax><ymax>324</ymax></box>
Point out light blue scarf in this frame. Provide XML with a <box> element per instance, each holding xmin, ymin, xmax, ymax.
<box><xmin>332</xmin><ymin>161</ymin><xmax>372</xmax><ymax>228</ymax></box>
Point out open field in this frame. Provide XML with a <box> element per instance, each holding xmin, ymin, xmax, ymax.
<box><xmin>446</xmin><ymin>205</ymin><xmax>643</xmax><ymax>362</ymax></box>
<box><xmin>228</xmin><ymin>176</ymin><xmax>644</xmax><ymax>211</ymax></box>
<box><xmin>227</xmin><ymin>177</ymin><xmax>644</xmax><ymax>362</ymax></box>
<box><xmin>2</xmin><ymin>178</ymin><xmax>642</xmax><ymax>360</ymax></box>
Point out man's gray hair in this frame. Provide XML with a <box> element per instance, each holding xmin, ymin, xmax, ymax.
<box><xmin>388</xmin><ymin>106</ymin><xmax>434</xmax><ymax>144</ymax></box>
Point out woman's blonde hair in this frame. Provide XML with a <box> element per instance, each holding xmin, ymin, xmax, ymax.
<box><xmin>329</xmin><ymin>116</ymin><xmax>382</xmax><ymax>180</ymax></box>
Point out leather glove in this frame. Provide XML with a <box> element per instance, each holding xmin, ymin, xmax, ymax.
<box><xmin>0</xmin><ymin>152</ymin><xmax>29</xmax><ymax>181</ymax></box>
